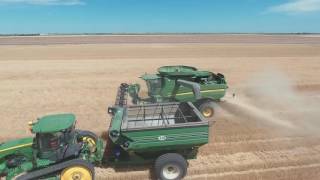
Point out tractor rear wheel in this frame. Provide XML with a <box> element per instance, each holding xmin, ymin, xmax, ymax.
<box><xmin>61</xmin><ymin>166</ymin><xmax>93</xmax><ymax>180</ymax></box>
<box><xmin>198</xmin><ymin>101</ymin><xmax>216</xmax><ymax>118</ymax></box>
<box><xmin>154</xmin><ymin>153</ymin><xmax>187</xmax><ymax>180</ymax></box>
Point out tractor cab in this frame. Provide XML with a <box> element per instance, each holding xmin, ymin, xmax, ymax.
<box><xmin>30</xmin><ymin>114</ymin><xmax>78</xmax><ymax>161</ymax></box>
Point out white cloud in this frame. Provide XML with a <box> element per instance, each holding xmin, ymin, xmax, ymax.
<box><xmin>0</xmin><ymin>0</ymin><xmax>85</xmax><ymax>5</ymax></box>
<box><xmin>269</xmin><ymin>0</ymin><xmax>320</xmax><ymax>13</ymax></box>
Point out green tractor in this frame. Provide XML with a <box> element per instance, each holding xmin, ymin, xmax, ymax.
<box><xmin>127</xmin><ymin>65</ymin><xmax>228</xmax><ymax>118</ymax></box>
<box><xmin>0</xmin><ymin>114</ymin><xmax>103</xmax><ymax>180</ymax></box>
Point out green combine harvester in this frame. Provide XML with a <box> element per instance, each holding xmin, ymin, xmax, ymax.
<box><xmin>127</xmin><ymin>65</ymin><xmax>227</xmax><ymax>118</ymax></box>
<box><xmin>0</xmin><ymin>103</ymin><xmax>210</xmax><ymax>179</ymax></box>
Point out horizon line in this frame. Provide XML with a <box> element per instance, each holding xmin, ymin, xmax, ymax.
<box><xmin>0</xmin><ymin>32</ymin><xmax>320</xmax><ymax>37</ymax></box>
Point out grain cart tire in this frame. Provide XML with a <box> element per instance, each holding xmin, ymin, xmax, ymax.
<box><xmin>155</xmin><ymin>153</ymin><xmax>187</xmax><ymax>180</ymax></box>
<box><xmin>76</xmin><ymin>130</ymin><xmax>98</xmax><ymax>153</ymax></box>
<box><xmin>197</xmin><ymin>100</ymin><xmax>216</xmax><ymax>118</ymax></box>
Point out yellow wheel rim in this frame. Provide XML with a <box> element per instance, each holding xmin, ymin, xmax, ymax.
<box><xmin>61</xmin><ymin>166</ymin><xmax>92</xmax><ymax>180</ymax></box>
<box><xmin>202</xmin><ymin>107</ymin><xmax>214</xmax><ymax>118</ymax></box>
<box><xmin>82</xmin><ymin>137</ymin><xmax>97</xmax><ymax>152</ymax></box>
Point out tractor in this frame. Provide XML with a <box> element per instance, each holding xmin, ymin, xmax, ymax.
<box><xmin>0</xmin><ymin>113</ymin><xmax>103</xmax><ymax>180</ymax></box>
<box><xmin>127</xmin><ymin>65</ymin><xmax>227</xmax><ymax>118</ymax></box>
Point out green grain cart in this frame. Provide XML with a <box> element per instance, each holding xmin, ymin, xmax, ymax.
<box><xmin>106</xmin><ymin>102</ymin><xmax>210</xmax><ymax>179</ymax></box>
<box><xmin>128</xmin><ymin>65</ymin><xmax>227</xmax><ymax>118</ymax></box>
<box><xmin>0</xmin><ymin>102</ymin><xmax>210</xmax><ymax>180</ymax></box>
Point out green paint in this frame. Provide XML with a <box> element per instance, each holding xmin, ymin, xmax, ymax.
<box><xmin>32</xmin><ymin>113</ymin><xmax>76</xmax><ymax>133</ymax></box>
<box><xmin>0</xmin><ymin>137</ymin><xmax>33</xmax><ymax>159</ymax></box>
<box><xmin>122</xmin><ymin>126</ymin><xmax>209</xmax><ymax>152</ymax></box>
<box><xmin>141</xmin><ymin>74</ymin><xmax>161</xmax><ymax>80</ymax></box>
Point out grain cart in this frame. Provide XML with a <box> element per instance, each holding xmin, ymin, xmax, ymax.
<box><xmin>127</xmin><ymin>65</ymin><xmax>227</xmax><ymax>118</ymax></box>
<box><xmin>100</xmin><ymin>86</ymin><xmax>210</xmax><ymax>179</ymax></box>
<box><xmin>105</xmin><ymin>101</ymin><xmax>209</xmax><ymax>180</ymax></box>
<box><xmin>0</xmin><ymin>113</ymin><xmax>104</xmax><ymax>180</ymax></box>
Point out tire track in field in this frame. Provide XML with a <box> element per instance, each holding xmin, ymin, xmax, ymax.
<box><xmin>185</xmin><ymin>163</ymin><xmax>320</xmax><ymax>180</ymax></box>
<box><xmin>187</xmin><ymin>145</ymin><xmax>320</xmax><ymax>178</ymax></box>
<box><xmin>200</xmin><ymin>136</ymin><xmax>320</xmax><ymax>155</ymax></box>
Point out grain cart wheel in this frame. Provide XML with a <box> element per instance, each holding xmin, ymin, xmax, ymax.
<box><xmin>198</xmin><ymin>101</ymin><xmax>216</xmax><ymax>118</ymax></box>
<box><xmin>155</xmin><ymin>153</ymin><xmax>187</xmax><ymax>180</ymax></box>
<box><xmin>77</xmin><ymin>130</ymin><xmax>98</xmax><ymax>153</ymax></box>
<box><xmin>61</xmin><ymin>165</ymin><xmax>93</xmax><ymax>180</ymax></box>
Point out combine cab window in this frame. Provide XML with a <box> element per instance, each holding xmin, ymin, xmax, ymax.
<box><xmin>146</xmin><ymin>79</ymin><xmax>162</xmax><ymax>95</ymax></box>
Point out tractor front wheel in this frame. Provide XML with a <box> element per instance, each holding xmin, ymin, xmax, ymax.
<box><xmin>61</xmin><ymin>166</ymin><xmax>93</xmax><ymax>180</ymax></box>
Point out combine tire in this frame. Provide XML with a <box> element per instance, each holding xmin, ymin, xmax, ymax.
<box><xmin>198</xmin><ymin>101</ymin><xmax>216</xmax><ymax>118</ymax></box>
<box><xmin>154</xmin><ymin>153</ymin><xmax>187</xmax><ymax>180</ymax></box>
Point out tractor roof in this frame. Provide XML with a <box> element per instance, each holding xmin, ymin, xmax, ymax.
<box><xmin>32</xmin><ymin>113</ymin><xmax>76</xmax><ymax>133</ymax></box>
<box><xmin>141</xmin><ymin>74</ymin><xmax>160</xmax><ymax>80</ymax></box>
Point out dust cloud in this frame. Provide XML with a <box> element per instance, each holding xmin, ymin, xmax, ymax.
<box><xmin>220</xmin><ymin>68</ymin><xmax>320</xmax><ymax>135</ymax></box>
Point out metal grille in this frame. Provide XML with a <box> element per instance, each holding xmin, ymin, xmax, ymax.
<box><xmin>121</xmin><ymin>102</ymin><xmax>200</xmax><ymax>130</ymax></box>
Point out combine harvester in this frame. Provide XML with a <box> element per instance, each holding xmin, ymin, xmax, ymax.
<box><xmin>127</xmin><ymin>65</ymin><xmax>227</xmax><ymax>118</ymax></box>
<box><xmin>0</xmin><ymin>86</ymin><xmax>210</xmax><ymax>180</ymax></box>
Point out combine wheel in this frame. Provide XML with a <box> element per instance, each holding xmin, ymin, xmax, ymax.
<box><xmin>198</xmin><ymin>101</ymin><xmax>216</xmax><ymax>118</ymax></box>
<box><xmin>154</xmin><ymin>153</ymin><xmax>187</xmax><ymax>180</ymax></box>
<box><xmin>61</xmin><ymin>165</ymin><xmax>93</xmax><ymax>180</ymax></box>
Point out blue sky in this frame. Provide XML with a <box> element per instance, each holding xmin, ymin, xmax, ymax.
<box><xmin>0</xmin><ymin>0</ymin><xmax>319</xmax><ymax>34</ymax></box>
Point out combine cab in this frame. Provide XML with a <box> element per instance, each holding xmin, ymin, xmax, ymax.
<box><xmin>128</xmin><ymin>65</ymin><xmax>228</xmax><ymax>118</ymax></box>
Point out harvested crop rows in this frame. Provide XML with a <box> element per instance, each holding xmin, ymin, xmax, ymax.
<box><xmin>0</xmin><ymin>35</ymin><xmax>319</xmax><ymax>179</ymax></box>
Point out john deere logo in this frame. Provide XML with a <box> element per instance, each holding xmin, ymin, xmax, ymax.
<box><xmin>158</xmin><ymin>135</ymin><xmax>167</xmax><ymax>141</ymax></box>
